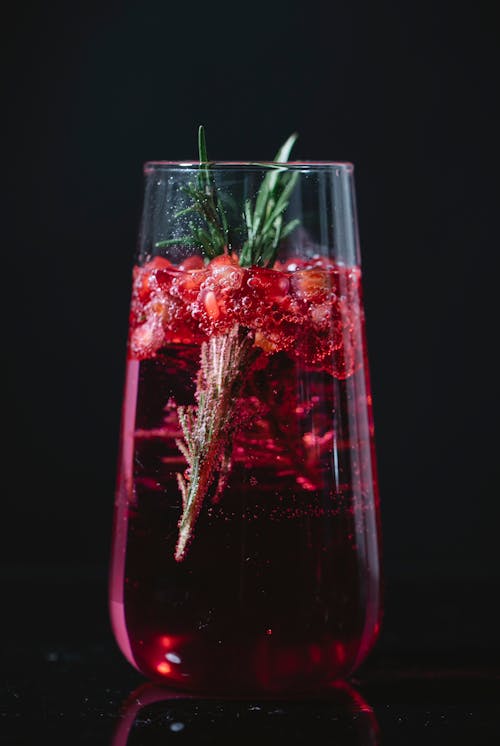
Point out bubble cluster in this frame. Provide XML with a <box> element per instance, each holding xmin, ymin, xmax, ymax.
<box><xmin>128</xmin><ymin>253</ymin><xmax>363</xmax><ymax>376</ymax></box>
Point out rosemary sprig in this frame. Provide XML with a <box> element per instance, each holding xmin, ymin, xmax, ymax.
<box><xmin>170</xmin><ymin>128</ymin><xmax>300</xmax><ymax>560</ymax></box>
<box><xmin>156</xmin><ymin>126</ymin><xmax>229</xmax><ymax>257</ymax></box>
<box><xmin>239</xmin><ymin>133</ymin><xmax>300</xmax><ymax>268</ymax></box>
<box><xmin>156</xmin><ymin>126</ymin><xmax>299</xmax><ymax>266</ymax></box>
<box><xmin>174</xmin><ymin>326</ymin><xmax>257</xmax><ymax>561</ymax></box>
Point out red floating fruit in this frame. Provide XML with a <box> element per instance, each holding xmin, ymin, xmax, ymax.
<box><xmin>176</xmin><ymin>268</ymin><xmax>210</xmax><ymax>301</ymax></box>
<box><xmin>129</xmin><ymin>316</ymin><xmax>164</xmax><ymax>359</ymax></box>
<box><xmin>254</xmin><ymin>331</ymin><xmax>278</xmax><ymax>354</ymax></box>
<box><xmin>203</xmin><ymin>290</ymin><xmax>221</xmax><ymax>321</ymax></box>
<box><xmin>209</xmin><ymin>253</ymin><xmax>239</xmax><ymax>269</ymax></box>
<box><xmin>134</xmin><ymin>256</ymin><xmax>176</xmax><ymax>303</ymax></box>
<box><xmin>127</xmin><ymin>258</ymin><xmax>362</xmax><ymax>374</ymax></box>
<box><xmin>179</xmin><ymin>255</ymin><xmax>205</xmax><ymax>271</ymax></box>
<box><xmin>209</xmin><ymin>260</ymin><xmax>244</xmax><ymax>294</ymax></box>
<box><xmin>290</xmin><ymin>269</ymin><xmax>333</xmax><ymax>302</ymax></box>
<box><xmin>246</xmin><ymin>267</ymin><xmax>290</xmax><ymax>302</ymax></box>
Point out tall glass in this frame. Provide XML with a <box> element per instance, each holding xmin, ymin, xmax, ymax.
<box><xmin>109</xmin><ymin>160</ymin><xmax>382</xmax><ymax>694</ymax></box>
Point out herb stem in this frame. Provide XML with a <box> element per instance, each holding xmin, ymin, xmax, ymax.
<box><xmin>172</xmin><ymin>128</ymin><xmax>300</xmax><ymax>560</ymax></box>
<box><xmin>174</xmin><ymin>325</ymin><xmax>256</xmax><ymax>561</ymax></box>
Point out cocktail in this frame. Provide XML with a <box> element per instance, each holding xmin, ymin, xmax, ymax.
<box><xmin>109</xmin><ymin>130</ymin><xmax>382</xmax><ymax>693</ymax></box>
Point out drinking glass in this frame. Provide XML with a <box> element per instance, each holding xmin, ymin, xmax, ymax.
<box><xmin>109</xmin><ymin>159</ymin><xmax>382</xmax><ymax>693</ymax></box>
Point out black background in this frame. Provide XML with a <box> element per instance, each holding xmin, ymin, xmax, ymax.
<box><xmin>2</xmin><ymin>0</ymin><xmax>499</xmax><ymax>663</ymax></box>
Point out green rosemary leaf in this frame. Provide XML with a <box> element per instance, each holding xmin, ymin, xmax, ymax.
<box><xmin>272</xmin><ymin>223</ymin><xmax>283</xmax><ymax>252</ymax></box>
<box><xmin>252</xmin><ymin>180</ymin><xmax>270</xmax><ymax>230</ymax></box>
<box><xmin>155</xmin><ymin>236</ymin><xmax>192</xmax><ymax>248</ymax></box>
<box><xmin>183</xmin><ymin>184</ymin><xmax>201</xmax><ymax>199</ymax></box>
<box><xmin>220</xmin><ymin>198</ymin><xmax>229</xmax><ymax>236</ymax></box>
<box><xmin>192</xmin><ymin>226</ymin><xmax>217</xmax><ymax>254</ymax></box>
<box><xmin>166</xmin><ymin>129</ymin><xmax>299</xmax><ymax>266</ymax></box>
<box><xmin>279</xmin><ymin>217</ymin><xmax>301</xmax><ymax>240</ymax></box>
<box><xmin>172</xmin><ymin>205</ymin><xmax>198</xmax><ymax>218</ymax></box>
<box><xmin>176</xmin><ymin>438</ymin><xmax>191</xmax><ymax>464</ymax></box>
<box><xmin>198</xmin><ymin>124</ymin><xmax>208</xmax><ymax>164</ymax></box>
<box><xmin>262</xmin><ymin>172</ymin><xmax>299</xmax><ymax>233</ymax></box>
<box><xmin>238</xmin><ymin>232</ymin><xmax>254</xmax><ymax>267</ymax></box>
<box><xmin>258</xmin><ymin>132</ymin><xmax>298</xmax><ymax>201</ymax></box>
<box><xmin>239</xmin><ymin>133</ymin><xmax>299</xmax><ymax>267</ymax></box>
<box><xmin>244</xmin><ymin>199</ymin><xmax>254</xmax><ymax>236</ymax></box>
<box><xmin>197</xmin><ymin>124</ymin><xmax>211</xmax><ymax>192</ymax></box>
<box><xmin>274</xmin><ymin>131</ymin><xmax>298</xmax><ymax>163</ymax></box>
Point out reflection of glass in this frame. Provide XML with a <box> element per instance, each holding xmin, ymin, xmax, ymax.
<box><xmin>109</xmin><ymin>160</ymin><xmax>382</xmax><ymax>692</ymax></box>
<box><xmin>111</xmin><ymin>681</ymin><xmax>379</xmax><ymax>745</ymax></box>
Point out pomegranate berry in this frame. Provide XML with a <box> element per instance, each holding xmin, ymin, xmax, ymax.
<box><xmin>128</xmin><ymin>254</ymin><xmax>362</xmax><ymax>376</ymax></box>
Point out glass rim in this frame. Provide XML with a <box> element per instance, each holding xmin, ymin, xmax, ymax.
<box><xmin>143</xmin><ymin>160</ymin><xmax>354</xmax><ymax>174</ymax></box>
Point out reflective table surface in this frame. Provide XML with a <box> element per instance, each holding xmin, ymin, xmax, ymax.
<box><xmin>2</xmin><ymin>575</ymin><xmax>499</xmax><ymax>745</ymax></box>
<box><xmin>2</xmin><ymin>641</ymin><xmax>500</xmax><ymax>745</ymax></box>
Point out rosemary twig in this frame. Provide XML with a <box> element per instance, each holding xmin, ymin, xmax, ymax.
<box><xmin>174</xmin><ymin>326</ymin><xmax>256</xmax><ymax>561</ymax></box>
<box><xmin>169</xmin><ymin>128</ymin><xmax>300</xmax><ymax>560</ymax></box>
<box><xmin>156</xmin><ymin>125</ymin><xmax>229</xmax><ymax>256</ymax></box>
<box><xmin>239</xmin><ymin>133</ymin><xmax>300</xmax><ymax>268</ymax></box>
<box><xmin>155</xmin><ymin>127</ymin><xmax>298</xmax><ymax>266</ymax></box>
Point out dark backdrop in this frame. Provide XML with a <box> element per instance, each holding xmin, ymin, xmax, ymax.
<box><xmin>3</xmin><ymin>0</ymin><xmax>499</xmax><ymax>662</ymax></box>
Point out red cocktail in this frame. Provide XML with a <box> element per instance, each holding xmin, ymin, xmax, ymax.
<box><xmin>110</xmin><ymin>250</ymin><xmax>381</xmax><ymax>692</ymax></box>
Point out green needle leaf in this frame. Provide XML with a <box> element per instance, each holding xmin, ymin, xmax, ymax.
<box><xmin>171</xmin><ymin>127</ymin><xmax>302</xmax><ymax>561</ymax></box>
<box><xmin>198</xmin><ymin>124</ymin><xmax>208</xmax><ymax>164</ymax></box>
<box><xmin>157</xmin><ymin>128</ymin><xmax>300</xmax><ymax>267</ymax></box>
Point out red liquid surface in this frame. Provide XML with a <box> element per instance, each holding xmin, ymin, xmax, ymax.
<box><xmin>110</xmin><ymin>255</ymin><xmax>381</xmax><ymax>693</ymax></box>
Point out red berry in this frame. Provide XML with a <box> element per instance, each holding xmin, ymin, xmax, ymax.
<box><xmin>134</xmin><ymin>256</ymin><xmax>176</xmax><ymax>302</ymax></box>
<box><xmin>202</xmin><ymin>290</ymin><xmax>221</xmax><ymax>321</ymax></box>
<box><xmin>175</xmin><ymin>268</ymin><xmax>210</xmax><ymax>301</ymax></box>
<box><xmin>290</xmin><ymin>268</ymin><xmax>333</xmax><ymax>302</ymax></box>
<box><xmin>148</xmin><ymin>256</ymin><xmax>174</xmax><ymax>270</ymax></box>
<box><xmin>245</xmin><ymin>267</ymin><xmax>290</xmax><ymax>302</ymax></box>
<box><xmin>209</xmin><ymin>252</ymin><xmax>239</xmax><ymax>268</ymax></box>
<box><xmin>179</xmin><ymin>255</ymin><xmax>204</xmax><ymax>271</ymax></box>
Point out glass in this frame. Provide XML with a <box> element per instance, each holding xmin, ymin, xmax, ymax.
<box><xmin>109</xmin><ymin>160</ymin><xmax>382</xmax><ymax>694</ymax></box>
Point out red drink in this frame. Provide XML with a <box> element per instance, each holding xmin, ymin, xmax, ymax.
<box><xmin>109</xmin><ymin>256</ymin><xmax>381</xmax><ymax>693</ymax></box>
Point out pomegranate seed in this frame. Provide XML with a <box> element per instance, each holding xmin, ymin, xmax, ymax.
<box><xmin>127</xmin><ymin>257</ymin><xmax>361</xmax><ymax>371</ymax></box>
<box><xmin>129</xmin><ymin>318</ymin><xmax>164</xmax><ymax>358</ymax></box>
<box><xmin>290</xmin><ymin>269</ymin><xmax>332</xmax><ymax>301</ymax></box>
<box><xmin>209</xmin><ymin>253</ymin><xmax>239</xmax><ymax>269</ymax></box>
<box><xmin>134</xmin><ymin>257</ymin><xmax>177</xmax><ymax>302</ymax></box>
<box><xmin>177</xmin><ymin>269</ymin><xmax>210</xmax><ymax>300</ymax></box>
<box><xmin>203</xmin><ymin>290</ymin><xmax>220</xmax><ymax>320</ymax></box>
<box><xmin>179</xmin><ymin>255</ymin><xmax>204</xmax><ymax>271</ymax></box>
<box><xmin>246</xmin><ymin>268</ymin><xmax>290</xmax><ymax>301</ymax></box>
<box><xmin>254</xmin><ymin>331</ymin><xmax>278</xmax><ymax>354</ymax></box>
<box><xmin>145</xmin><ymin>256</ymin><xmax>174</xmax><ymax>271</ymax></box>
